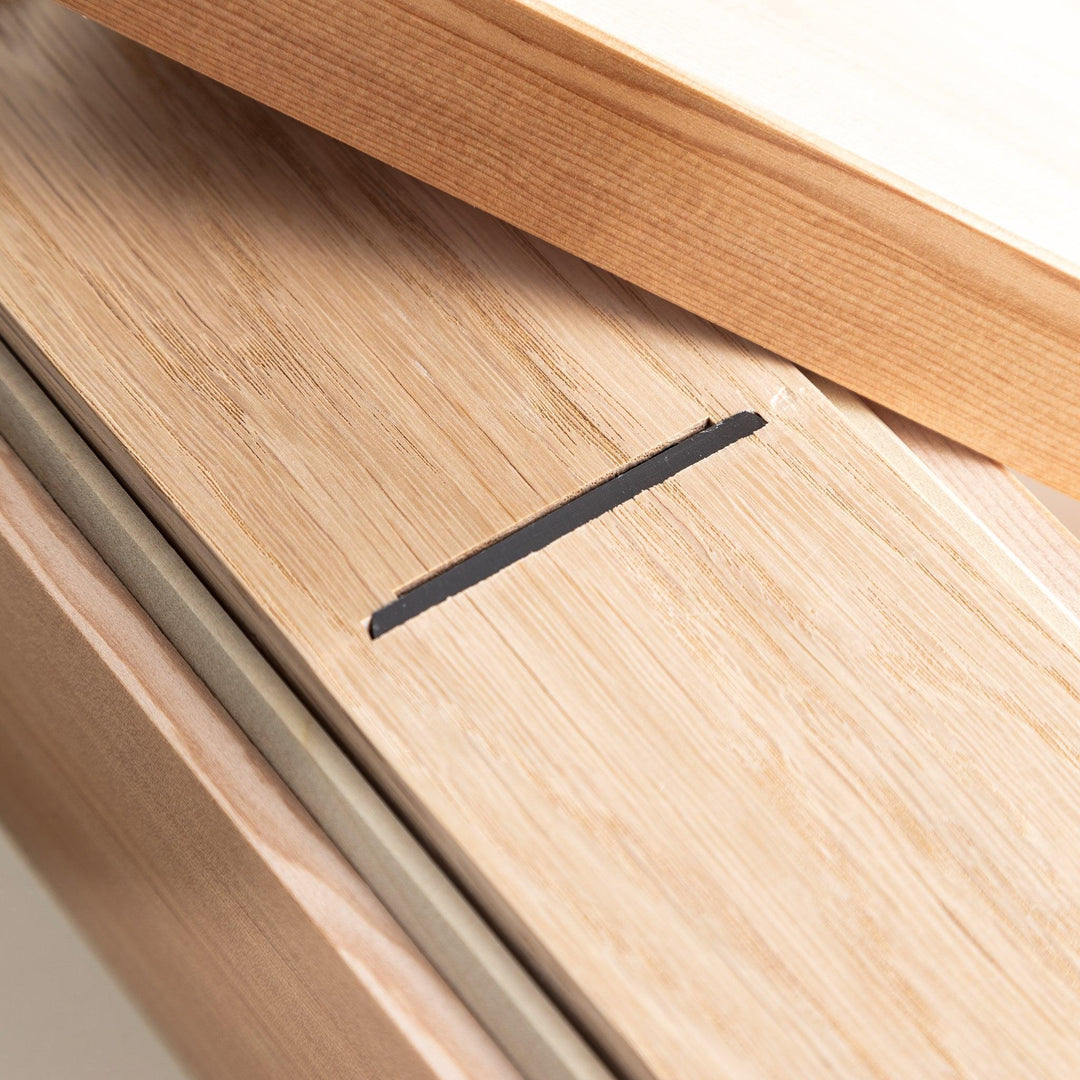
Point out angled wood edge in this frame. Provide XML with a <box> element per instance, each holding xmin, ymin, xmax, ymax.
<box><xmin>876</xmin><ymin>409</ymin><xmax>1080</xmax><ymax>621</ymax></box>
<box><xmin>808</xmin><ymin>372</ymin><xmax>1080</xmax><ymax>628</ymax></box>
<box><xmin>59</xmin><ymin>0</ymin><xmax>1080</xmax><ymax>495</ymax></box>
<box><xmin>0</xmin><ymin>341</ymin><xmax>614</xmax><ymax>1080</ymax></box>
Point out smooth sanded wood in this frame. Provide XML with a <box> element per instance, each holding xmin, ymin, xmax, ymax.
<box><xmin>7</xmin><ymin>288</ymin><xmax>1078</xmax><ymax>1080</ymax></box>
<box><xmin>0</xmin><ymin>435</ymin><xmax>518</xmax><ymax>1080</ymax></box>
<box><xmin>0</xmin><ymin>341</ymin><xmax>611</xmax><ymax>1080</ymax></box>
<box><xmin>6</xmin><ymin>8</ymin><xmax>1080</xmax><ymax>1078</ymax></box>
<box><xmin>812</xmin><ymin>372</ymin><xmax>1080</xmax><ymax>625</ymax></box>
<box><xmin>881</xmin><ymin>411</ymin><xmax>1080</xmax><ymax>621</ymax></box>
<box><xmin>58</xmin><ymin>0</ymin><xmax>1080</xmax><ymax>496</ymax></box>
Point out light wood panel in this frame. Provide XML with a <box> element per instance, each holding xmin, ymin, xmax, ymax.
<box><xmin>811</xmin><ymin>373</ymin><xmax>1080</xmax><ymax>624</ymax></box>
<box><xmin>57</xmin><ymin>0</ymin><xmax>1080</xmax><ymax>495</ymax></box>
<box><xmin>0</xmin><ymin>338</ymin><xmax>610</xmax><ymax>1080</ymax></box>
<box><xmin>877</xmin><ymin>408</ymin><xmax>1080</xmax><ymax>621</ymax></box>
<box><xmin>0</xmin><ymin>434</ymin><xmax>518</xmax><ymax>1080</ymax></box>
<box><xmin>5</xmin><ymin>8</ymin><xmax>1080</xmax><ymax>1078</ymax></box>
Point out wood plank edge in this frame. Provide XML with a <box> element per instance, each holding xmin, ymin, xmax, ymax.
<box><xmin>810</xmin><ymin>372</ymin><xmax>1080</xmax><ymax>629</ymax></box>
<box><xmin>59</xmin><ymin>0</ymin><xmax>1080</xmax><ymax>495</ymax></box>
<box><xmin>0</xmin><ymin>434</ymin><xmax>517</xmax><ymax>1080</ymax></box>
<box><xmin>0</xmin><ymin>339</ymin><xmax>614</xmax><ymax>1080</ymax></box>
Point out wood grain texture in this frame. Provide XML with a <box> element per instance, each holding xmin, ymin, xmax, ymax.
<box><xmin>57</xmin><ymin>0</ymin><xmax>1080</xmax><ymax>496</ymax></box>
<box><xmin>0</xmin><ymin>339</ymin><xmax>610</xmax><ymax>1080</ymax></box>
<box><xmin>5</xmin><ymin>8</ymin><xmax>1080</xmax><ymax>1078</ymax></box>
<box><xmin>877</xmin><ymin>409</ymin><xmax>1080</xmax><ymax>622</ymax></box>
<box><xmin>0</xmin><ymin>435</ymin><xmax>518</xmax><ymax>1080</ymax></box>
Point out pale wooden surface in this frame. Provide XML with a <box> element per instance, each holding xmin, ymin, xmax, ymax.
<box><xmin>58</xmin><ymin>0</ymin><xmax>1080</xmax><ymax>495</ymax></box>
<box><xmin>551</xmin><ymin>0</ymin><xmax>1080</xmax><ymax>267</ymax></box>
<box><xmin>810</xmin><ymin>373</ymin><xmax>1080</xmax><ymax>625</ymax></box>
<box><xmin>0</xmin><ymin>338</ymin><xmax>609</xmax><ymax>1080</ymax></box>
<box><xmin>0</xmin><ymin>436</ymin><xmax>518</xmax><ymax>1080</ymax></box>
<box><xmin>879</xmin><ymin>409</ymin><xmax>1080</xmax><ymax>621</ymax></box>
<box><xmin>5</xmin><ymin>7</ymin><xmax>1080</xmax><ymax>1078</ymax></box>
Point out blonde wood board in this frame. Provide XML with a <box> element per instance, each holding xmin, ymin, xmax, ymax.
<box><xmin>58</xmin><ymin>0</ymin><xmax>1080</xmax><ymax>496</ymax></box>
<box><xmin>810</xmin><ymin>366</ymin><xmax>1080</xmax><ymax>623</ymax></box>
<box><xmin>6</xmin><ymin>304</ymin><xmax>1077</xmax><ymax>1080</ymax></box>
<box><xmin>5</xmin><ymin>7</ymin><xmax>1080</xmax><ymax>1077</ymax></box>
<box><xmin>811</xmin><ymin>374</ymin><xmax>1080</xmax><ymax>627</ymax></box>
<box><xmin>0</xmin><ymin>434</ymin><xmax>518</xmax><ymax>1080</ymax></box>
<box><xmin>0</xmin><ymin>342</ymin><xmax>610</xmax><ymax>1080</ymax></box>
<box><xmin>877</xmin><ymin>410</ymin><xmax>1080</xmax><ymax>623</ymax></box>
<box><xmin>1020</xmin><ymin>476</ymin><xmax>1080</xmax><ymax>537</ymax></box>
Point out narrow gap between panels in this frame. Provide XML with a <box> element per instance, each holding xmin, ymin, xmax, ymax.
<box><xmin>370</xmin><ymin>410</ymin><xmax>767</xmax><ymax>638</ymax></box>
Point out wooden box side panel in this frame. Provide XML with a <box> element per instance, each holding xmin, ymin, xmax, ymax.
<box><xmin>0</xmin><ymin>435</ymin><xmax>517</xmax><ymax>1080</ymax></box>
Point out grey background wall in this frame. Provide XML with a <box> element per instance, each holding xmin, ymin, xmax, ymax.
<box><xmin>0</xmin><ymin>825</ymin><xmax>187</xmax><ymax>1078</ymax></box>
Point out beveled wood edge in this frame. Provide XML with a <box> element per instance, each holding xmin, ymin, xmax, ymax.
<box><xmin>810</xmin><ymin>372</ymin><xmax>1080</xmax><ymax>626</ymax></box>
<box><xmin>877</xmin><ymin>408</ymin><xmax>1080</xmax><ymax>620</ymax></box>
<box><xmin>0</xmin><ymin>340</ymin><xmax>614</xmax><ymax>1080</ymax></box>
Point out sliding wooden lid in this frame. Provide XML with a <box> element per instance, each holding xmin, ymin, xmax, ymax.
<box><xmin>57</xmin><ymin>0</ymin><xmax>1080</xmax><ymax>496</ymax></box>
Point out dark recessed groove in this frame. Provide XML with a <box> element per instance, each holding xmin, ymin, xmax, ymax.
<box><xmin>370</xmin><ymin>409</ymin><xmax>766</xmax><ymax>638</ymax></box>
